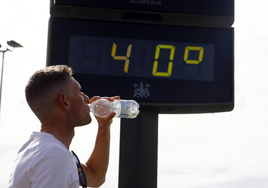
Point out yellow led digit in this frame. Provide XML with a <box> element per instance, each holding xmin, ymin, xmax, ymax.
<box><xmin>152</xmin><ymin>44</ymin><xmax>175</xmax><ymax>77</ymax></box>
<box><xmin>111</xmin><ymin>43</ymin><xmax>132</xmax><ymax>73</ymax></box>
<box><xmin>184</xmin><ymin>46</ymin><xmax>204</xmax><ymax>64</ymax></box>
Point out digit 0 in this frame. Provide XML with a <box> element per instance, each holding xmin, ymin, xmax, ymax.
<box><xmin>111</xmin><ymin>43</ymin><xmax>132</xmax><ymax>73</ymax></box>
<box><xmin>152</xmin><ymin>44</ymin><xmax>175</xmax><ymax>77</ymax></box>
<box><xmin>184</xmin><ymin>46</ymin><xmax>204</xmax><ymax>64</ymax></box>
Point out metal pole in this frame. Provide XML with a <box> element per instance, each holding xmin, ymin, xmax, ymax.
<box><xmin>0</xmin><ymin>50</ymin><xmax>7</xmax><ymax>120</ymax></box>
<box><xmin>0</xmin><ymin>41</ymin><xmax>23</xmax><ymax>121</ymax></box>
<box><xmin>119</xmin><ymin>109</ymin><xmax>158</xmax><ymax>188</ymax></box>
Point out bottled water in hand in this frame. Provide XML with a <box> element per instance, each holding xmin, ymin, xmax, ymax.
<box><xmin>89</xmin><ymin>99</ymin><xmax>140</xmax><ymax>118</ymax></box>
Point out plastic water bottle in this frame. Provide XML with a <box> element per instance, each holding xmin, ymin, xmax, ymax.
<box><xmin>89</xmin><ymin>99</ymin><xmax>140</xmax><ymax>118</ymax></box>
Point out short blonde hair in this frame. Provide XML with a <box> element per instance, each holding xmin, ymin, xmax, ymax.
<box><xmin>25</xmin><ymin>65</ymin><xmax>73</xmax><ymax>119</ymax></box>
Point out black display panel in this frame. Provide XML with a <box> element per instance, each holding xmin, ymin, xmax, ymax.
<box><xmin>47</xmin><ymin>17</ymin><xmax>234</xmax><ymax>113</ymax></box>
<box><xmin>69</xmin><ymin>36</ymin><xmax>214</xmax><ymax>82</ymax></box>
<box><xmin>53</xmin><ymin>0</ymin><xmax>234</xmax><ymax>16</ymax></box>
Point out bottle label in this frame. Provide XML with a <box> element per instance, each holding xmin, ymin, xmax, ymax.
<box><xmin>119</xmin><ymin>101</ymin><xmax>131</xmax><ymax>118</ymax></box>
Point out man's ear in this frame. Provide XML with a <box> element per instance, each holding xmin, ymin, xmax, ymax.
<box><xmin>58</xmin><ymin>93</ymin><xmax>69</xmax><ymax>111</ymax></box>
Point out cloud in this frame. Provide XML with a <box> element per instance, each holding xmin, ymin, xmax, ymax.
<box><xmin>195</xmin><ymin>176</ymin><xmax>268</xmax><ymax>188</ymax></box>
<box><xmin>0</xmin><ymin>140</ymin><xmax>23</xmax><ymax>188</ymax></box>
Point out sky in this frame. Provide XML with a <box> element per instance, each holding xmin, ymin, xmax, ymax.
<box><xmin>1</xmin><ymin>0</ymin><xmax>268</xmax><ymax>188</ymax></box>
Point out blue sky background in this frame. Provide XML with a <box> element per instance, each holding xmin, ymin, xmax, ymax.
<box><xmin>1</xmin><ymin>0</ymin><xmax>268</xmax><ymax>187</ymax></box>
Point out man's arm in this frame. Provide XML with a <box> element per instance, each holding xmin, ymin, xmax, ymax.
<box><xmin>82</xmin><ymin>96</ymin><xmax>119</xmax><ymax>187</ymax></box>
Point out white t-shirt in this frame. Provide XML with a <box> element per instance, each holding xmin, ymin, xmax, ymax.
<box><xmin>8</xmin><ymin>132</ymin><xmax>79</xmax><ymax>188</ymax></box>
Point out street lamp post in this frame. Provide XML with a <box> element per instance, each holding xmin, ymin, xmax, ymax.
<box><xmin>0</xmin><ymin>40</ymin><xmax>23</xmax><ymax>119</ymax></box>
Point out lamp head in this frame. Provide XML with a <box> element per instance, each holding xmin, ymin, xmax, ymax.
<box><xmin>7</xmin><ymin>40</ymin><xmax>23</xmax><ymax>48</ymax></box>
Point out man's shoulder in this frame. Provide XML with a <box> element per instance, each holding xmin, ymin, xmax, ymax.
<box><xmin>18</xmin><ymin>132</ymin><xmax>70</xmax><ymax>160</ymax></box>
<box><xmin>32</xmin><ymin>132</ymin><xmax>67</xmax><ymax>150</ymax></box>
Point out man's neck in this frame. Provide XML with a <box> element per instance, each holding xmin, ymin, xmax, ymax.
<box><xmin>41</xmin><ymin>123</ymin><xmax>74</xmax><ymax>149</ymax></box>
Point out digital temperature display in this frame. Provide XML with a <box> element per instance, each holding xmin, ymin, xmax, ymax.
<box><xmin>69</xmin><ymin>36</ymin><xmax>214</xmax><ymax>82</ymax></box>
<box><xmin>47</xmin><ymin>17</ymin><xmax>234</xmax><ymax>113</ymax></box>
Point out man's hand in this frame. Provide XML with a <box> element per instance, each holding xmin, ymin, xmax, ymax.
<box><xmin>89</xmin><ymin>96</ymin><xmax>120</xmax><ymax>128</ymax></box>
